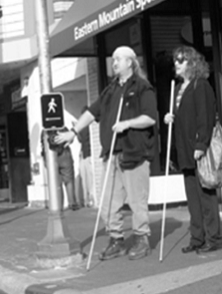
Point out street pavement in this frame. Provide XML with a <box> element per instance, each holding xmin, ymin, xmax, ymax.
<box><xmin>0</xmin><ymin>202</ymin><xmax>222</xmax><ymax>294</ymax></box>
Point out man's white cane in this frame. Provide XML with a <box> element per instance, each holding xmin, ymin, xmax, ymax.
<box><xmin>159</xmin><ymin>80</ymin><xmax>175</xmax><ymax>262</ymax></box>
<box><xmin>86</xmin><ymin>95</ymin><xmax>124</xmax><ymax>271</ymax></box>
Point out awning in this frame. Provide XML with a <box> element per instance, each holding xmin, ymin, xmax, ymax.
<box><xmin>50</xmin><ymin>0</ymin><xmax>166</xmax><ymax>57</ymax></box>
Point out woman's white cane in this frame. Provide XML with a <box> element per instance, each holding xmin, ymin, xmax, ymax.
<box><xmin>86</xmin><ymin>95</ymin><xmax>124</xmax><ymax>271</ymax></box>
<box><xmin>159</xmin><ymin>79</ymin><xmax>175</xmax><ymax>262</ymax></box>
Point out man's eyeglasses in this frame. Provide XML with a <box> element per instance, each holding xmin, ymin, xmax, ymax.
<box><xmin>174</xmin><ymin>56</ymin><xmax>188</xmax><ymax>64</ymax></box>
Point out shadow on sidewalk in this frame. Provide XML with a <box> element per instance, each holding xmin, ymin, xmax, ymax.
<box><xmin>0</xmin><ymin>207</ymin><xmax>42</xmax><ymax>226</ymax></box>
<box><xmin>80</xmin><ymin>216</ymin><xmax>183</xmax><ymax>255</ymax></box>
<box><xmin>150</xmin><ymin>217</ymin><xmax>183</xmax><ymax>249</ymax></box>
<box><xmin>80</xmin><ymin>227</ymin><xmax>106</xmax><ymax>249</ymax></box>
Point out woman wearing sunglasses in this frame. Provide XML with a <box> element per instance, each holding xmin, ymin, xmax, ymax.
<box><xmin>164</xmin><ymin>46</ymin><xmax>221</xmax><ymax>254</ymax></box>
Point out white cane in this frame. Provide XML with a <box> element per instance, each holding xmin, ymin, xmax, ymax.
<box><xmin>86</xmin><ymin>95</ymin><xmax>124</xmax><ymax>271</ymax></box>
<box><xmin>159</xmin><ymin>80</ymin><xmax>175</xmax><ymax>262</ymax></box>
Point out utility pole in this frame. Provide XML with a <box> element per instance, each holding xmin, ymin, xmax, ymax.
<box><xmin>35</xmin><ymin>0</ymin><xmax>80</xmax><ymax>260</ymax></box>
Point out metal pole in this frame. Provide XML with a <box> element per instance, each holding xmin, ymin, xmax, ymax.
<box><xmin>36</xmin><ymin>0</ymin><xmax>52</xmax><ymax>94</ymax></box>
<box><xmin>35</xmin><ymin>0</ymin><xmax>80</xmax><ymax>260</ymax></box>
<box><xmin>35</xmin><ymin>0</ymin><xmax>61</xmax><ymax>212</ymax></box>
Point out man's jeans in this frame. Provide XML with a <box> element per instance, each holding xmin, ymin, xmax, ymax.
<box><xmin>101</xmin><ymin>155</ymin><xmax>151</xmax><ymax>239</ymax></box>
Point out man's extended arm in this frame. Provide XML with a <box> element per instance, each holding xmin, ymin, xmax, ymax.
<box><xmin>54</xmin><ymin>110</ymin><xmax>95</xmax><ymax>145</ymax></box>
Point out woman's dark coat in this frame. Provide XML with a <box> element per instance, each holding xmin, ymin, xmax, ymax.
<box><xmin>174</xmin><ymin>77</ymin><xmax>216</xmax><ymax>170</ymax></box>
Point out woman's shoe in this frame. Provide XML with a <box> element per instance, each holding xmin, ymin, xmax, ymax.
<box><xmin>197</xmin><ymin>243</ymin><xmax>217</xmax><ymax>253</ymax></box>
<box><xmin>181</xmin><ymin>244</ymin><xmax>202</xmax><ymax>253</ymax></box>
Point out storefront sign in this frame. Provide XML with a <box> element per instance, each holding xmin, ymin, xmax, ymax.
<box><xmin>50</xmin><ymin>0</ymin><xmax>166</xmax><ymax>57</ymax></box>
<box><xmin>74</xmin><ymin>0</ymin><xmax>162</xmax><ymax>42</ymax></box>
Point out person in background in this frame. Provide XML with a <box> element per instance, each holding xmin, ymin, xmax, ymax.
<box><xmin>41</xmin><ymin>127</ymin><xmax>80</xmax><ymax>211</ymax></box>
<box><xmin>78</xmin><ymin>106</ymin><xmax>95</xmax><ymax>208</ymax></box>
<box><xmin>54</xmin><ymin>46</ymin><xmax>157</xmax><ymax>261</ymax></box>
<box><xmin>164</xmin><ymin>46</ymin><xmax>221</xmax><ymax>254</ymax></box>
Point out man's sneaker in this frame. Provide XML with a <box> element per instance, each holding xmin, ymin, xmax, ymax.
<box><xmin>99</xmin><ymin>237</ymin><xmax>126</xmax><ymax>260</ymax></box>
<box><xmin>128</xmin><ymin>234</ymin><xmax>151</xmax><ymax>260</ymax></box>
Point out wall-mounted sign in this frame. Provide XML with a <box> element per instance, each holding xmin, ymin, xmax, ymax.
<box><xmin>51</xmin><ymin>0</ymin><xmax>167</xmax><ymax>57</ymax></box>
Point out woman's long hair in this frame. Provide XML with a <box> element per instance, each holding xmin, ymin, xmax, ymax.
<box><xmin>173</xmin><ymin>46</ymin><xmax>209</xmax><ymax>80</ymax></box>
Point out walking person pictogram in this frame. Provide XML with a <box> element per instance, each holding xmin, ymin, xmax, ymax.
<box><xmin>48</xmin><ymin>98</ymin><xmax>57</xmax><ymax>113</ymax></box>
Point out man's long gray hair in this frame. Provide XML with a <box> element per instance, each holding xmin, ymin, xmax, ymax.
<box><xmin>130</xmin><ymin>55</ymin><xmax>147</xmax><ymax>80</ymax></box>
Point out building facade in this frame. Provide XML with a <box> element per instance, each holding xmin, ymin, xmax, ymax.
<box><xmin>1</xmin><ymin>0</ymin><xmax>222</xmax><ymax>207</ymax></box>
<box><xmin>0</xmin><ymin>0</ymin><xmax>88</xmax><ymax>207</ymax></box>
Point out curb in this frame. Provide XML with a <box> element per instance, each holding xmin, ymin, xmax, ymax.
<box><xmin>0</xmin><ymin>265</ymin><xmax>82</xmax><ymax>294</ymax></box>
<box><xmin>0</xmin><ymin>265</ymin><xmax>40</xmax><ymax>294</ymax></box>
<box><xmin>25</xmin><ymin>284</ymin><xmax>82</xmax><ymax>294</ymax></box>
<box><xmin>2</xmin><ymin>258</ymin><xmax>222</xmax><ymax>294</ymax></box>
<box><xmin>0</xmin><ymin>264</ymin><xmax>82</xmax><ymax>294</ymax></box>
<box><xmin>24</xmin><ymin>259</ymin><xmax>222</xmax><ymax>294</ymax></box>
<box><xmin>55</xmin><ymin>259</ymin><xmax>222</xmax><ymax>294</ymax></box>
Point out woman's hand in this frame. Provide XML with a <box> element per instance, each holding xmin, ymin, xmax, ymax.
<box><xmin>194</xmin><ymin>150</ymin><xmax>204</xmax><ymax>160</ymax></box>
<box><xmin>164</xmin><ymin>113</ymin><xmax>174</xmax><ymax>124</ymax></box>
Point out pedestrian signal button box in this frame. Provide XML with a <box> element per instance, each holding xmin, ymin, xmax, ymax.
<box><xmin>41</xmin><ymin>93</ymin><xmax>64</xmax><ymax>129</ymax></box>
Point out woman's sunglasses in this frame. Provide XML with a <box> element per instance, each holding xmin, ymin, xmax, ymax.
<box><xmin>174</xmin><ymin>56</ymin><xmax>188</xmax><ymax>64</ymax></box>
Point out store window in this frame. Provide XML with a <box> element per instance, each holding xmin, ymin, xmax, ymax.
<box><xmin>104</xmin><ymin>19</ymin><xmax>146</xmax><ymax>80</ymax></box>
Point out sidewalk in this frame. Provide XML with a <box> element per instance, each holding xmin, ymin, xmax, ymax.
<box><xmin>0</xmin><ymin>203</ymin><xmax>222</xmax><ymax>294</ymax></box>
